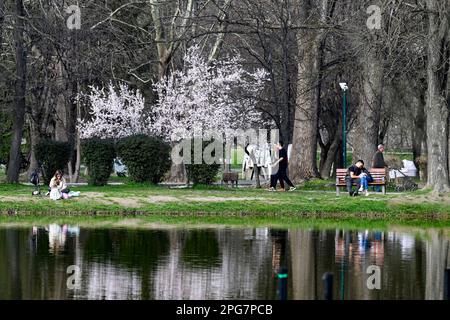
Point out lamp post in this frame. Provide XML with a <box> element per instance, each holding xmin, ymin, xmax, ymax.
<box><xmin>339</xmin><ymin>83</ymin><xmax>349</xmax><ymax>168</ymax></box>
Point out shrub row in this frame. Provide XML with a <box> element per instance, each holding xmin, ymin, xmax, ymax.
<box><xmin>37</xmin><ymin>135</ymin><xmax>220</xmax><ymax>186</ymax></box>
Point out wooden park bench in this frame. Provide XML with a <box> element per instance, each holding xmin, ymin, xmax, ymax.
<box><xmin>222</xmin><ymin>172</ymin><xmax>239</xmax><ymax>188</ymax></box>
<box><xmin>335</xmin><ymin>168</ymin><xmax>387</xmax><ymax>196</ymax></box>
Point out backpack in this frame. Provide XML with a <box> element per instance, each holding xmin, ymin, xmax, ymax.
<box><xmin>30</xmin><ymin>170</ymin><xmax>39</xmax><ymax>186</ymax></box>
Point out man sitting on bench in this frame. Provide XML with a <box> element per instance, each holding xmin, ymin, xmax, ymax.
<box><xmin>346</xmin><ymin>160</ymin><xmax>372</xmax><ymax>197</ymax></box>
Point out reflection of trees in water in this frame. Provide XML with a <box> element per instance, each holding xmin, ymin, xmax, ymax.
<box><xmin>181</xmin><ymin>230</ymin><xmax>221</xmax><ymax>268</ymax></box>
<box><xmin>0</xmin><ymin>227</ymin><xmax>76</xmax><ymax>299</ymax></box>
<box><xmin>288</xmin><ymin>229</ymin><xmax>442</xmax><ymax>300</ymax></box>
<box><xmin>290</xmin><ymin>229</ymin><xmax>318</xmax><ymax>300</ymax></box>
<box><xmin>153</xmin><ymin>228</ymin><xmax>275</xmax><ymax>300</ymax></box>
<box><xmin>77</xmin><ymin>228</ymin><xmax>170</xmax><ymax>299</ymax></box>
<box><xmin>1</xmin><ymin>227</ymin><xmax>450</xmax><ymax>300</ymax></box>
<box><xmin>425</xmin><ymin>230</ymin><xmax>450</xmax><ymax>300</ymax></box>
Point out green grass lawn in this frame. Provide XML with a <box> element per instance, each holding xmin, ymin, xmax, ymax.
<box><xmin>0</xmin><ymin>181</ymin><xmax>449</xmax><ymax>228</ymax></box>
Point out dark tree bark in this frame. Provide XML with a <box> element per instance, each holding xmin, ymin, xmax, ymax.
<box><xmin>0</xmin><ymin>0</ymin><xmax>4</xmax><ymax>52</ymax></box>
<box><xmin>290</xmin><ymin>0</ymin><xmax>328</xmax><ymax>181</ymax></box>
<box><xmin>320</xmin><ymin>118</ymin><xmax>342</xmax><ymax>179</ymax></box>
<box><xmin>352</xmin><ymin>50</ymin><xmax>384</xmax><ymax>169</ymax></box>
<box><xmin>425</xmin><ymin>0</ymin><xmax>449</xmax><ymax>193</ymax></box>
<box><xmin>412</xmin><ymin>92</ymin><xmax>427</xmax><ymax>178</ymax></box>
<box><xmin>7</xmin><ymin>0</ymin><xmax>27</xmax><ymax>183</ymax></box>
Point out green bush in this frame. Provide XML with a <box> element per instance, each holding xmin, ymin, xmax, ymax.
<box><xmin>117</xmin><ymin>135</ymin><xmax>171</xmax><ymax>183</ymax></box>
<box><xmin>82</xmin><ymin>138</ymin><xmax>116</xmax><ymax>186</ymax></box>
<box><xmin>36</xmin><ymin>139</ymin><xmax>71</xmax><ymax>185</ymax></box>
<box><xmin>185</xmin><ymin>139</ymin><xmax>221</xmax><ymax>186</ymax></box>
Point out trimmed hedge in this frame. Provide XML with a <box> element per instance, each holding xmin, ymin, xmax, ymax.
<box><xmin>117</xmin><ymin>135</ymin><xmax>171</xmax><ymax>183</ymax></box>
<box><xmin>82</xmin><ymin>138</ymin><xmax>116</xmax><ymax>186</ymax></box>
<box><xmin>36</xmin><ymin>139</ymin><xmax>71</xmax><ymax>185</ymax></box>
<box><xmin>185</xmin><ymin>139</ymin><xmax>221</xmax><ymax>186</ymax></box>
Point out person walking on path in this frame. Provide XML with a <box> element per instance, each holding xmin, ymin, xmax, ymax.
<box><xmin>269</xmin><ymin>141</ymin><xmax>296</xmax><ymax>192</ymax></box>
<box><xmin>268</xmin><ymin>143</ymin><xmax>285</xmax><ymax>191</ymax></box>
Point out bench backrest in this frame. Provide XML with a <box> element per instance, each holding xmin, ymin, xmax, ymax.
<box><xmin>223</xmin><ymin>172</ymin><xmax>239</xmax><ymax>181</ymax></box>
<box><xmin>336</xmin><ymin>168</ymin><xmax>386</xmax><ymax>184</ymax></box>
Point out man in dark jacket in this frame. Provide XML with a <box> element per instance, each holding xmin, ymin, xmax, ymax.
<box><xmin>372</xmin><ymin>144</ymin><xmax>387</xmax><ymax>168</ymax></box>
<box><xmin>372</xmin><ymin>145</ymin><xmax>387</xmax><ymax>192</ymax></box>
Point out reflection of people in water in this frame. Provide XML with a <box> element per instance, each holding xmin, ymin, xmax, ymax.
<box><xmin>335</xmin><ymin>230</ymin><xmax>385</xmax><ymax>267</ymax></box>
<box><xmin>335</xmin><ymin>230</ymin><xmax>347</xmax><ymax>264</ymax></box>
<box><xmin>370</xmin><ymin>232</ymin><xmax>385</xmax><ymax>265</ymax></box>
<box><xmin>270</xmin><ymin>230</ymin><xmax>288</xmax><ymax>275</ymax></box>
<box><xmin>47</xmin><ymin>224</ymin><xmax>68</xmax><ymax>254</ymax></box>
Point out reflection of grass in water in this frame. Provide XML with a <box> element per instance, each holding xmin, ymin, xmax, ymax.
<box><xmin>2</xmin><ymin>215</ymin><xmax>450</xmax><ymax>232</ymax></box>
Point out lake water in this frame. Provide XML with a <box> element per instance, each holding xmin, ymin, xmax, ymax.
<box><xmin>0</xmin><ymin>225</ymin><xmax>449</xmax><ymax>300</ymax></box>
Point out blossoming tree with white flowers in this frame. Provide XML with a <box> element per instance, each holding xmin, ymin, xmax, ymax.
<box><xmin>77</xmin><ymin>46</ymin><xmax>268</xmax><ymax>182</ymax></box>
<box><xmin>152</xmin><ymin>45</ymin><xmax>268</xmax><ymax>142</ymax></box>
<box><xmin>77</xmin><ymin>83</ymin><xmax>149</xmax><ymax>139</ymax></box>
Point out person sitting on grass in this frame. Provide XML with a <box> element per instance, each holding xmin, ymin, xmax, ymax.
<box><xmin>346</xmin><ymin>160</ymin><xmax>372</xmax><ymax>197</ymax></box>
<box><xmin>49</xmin><ymin>170</ymin><xmax>70</xmax><ymax>200</ymax></box>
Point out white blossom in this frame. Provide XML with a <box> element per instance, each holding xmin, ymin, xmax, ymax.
<box><xmin>77</xmin><ymin>83</ymin><xmax>149</xmax><ymax>139</ymax></box>
<box><xmin>77</xmin><ymin>46</ymin><xmax>268</xmax><ymax>142</ymax></box>
<box><xmin>153</xmin><ymin>45</ymin><xmax>269</xmax><ymax>142</ymax></box>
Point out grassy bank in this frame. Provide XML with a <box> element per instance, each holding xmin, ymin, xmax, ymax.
<box><xmin>2</xmin><ymin>213</ymin><xmax>450</xmax><ymax>231</ymax></box>
<box><xmin>0</xmin><ymin>181</ymin><xmax>450</xmax><ymax>228</ymax></box>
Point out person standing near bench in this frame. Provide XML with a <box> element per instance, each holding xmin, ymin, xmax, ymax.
<box><xmin>371</xmin><ymin>144</ymin><xmax>387</xmax><ymax>192</ymax></box>
<box><xmin>346</xmin><ymin>160</ymin><xmax>372</xmax><ymax>196</ymax></box>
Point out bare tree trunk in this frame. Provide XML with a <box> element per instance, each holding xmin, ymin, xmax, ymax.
<box><xmin>0</xmin><ymin>0</ymin><xmax>4</xmax><ymax>52</ymax></box>
<box><xmin>425</xmin><ymin>230</ymin><xmax>450</xmax><ymax>300</ymax></box>
<box><xmin>208</xmin><ymin>0</ymin><xmax>233</xmax><ymax>62</ymax></box>
<box><xmin>320</xmin><ymin>119</ymin><xmax>342</xmax><ymax>179</ymax></box>
<box><xmin>412</xmin><ymin>92</ymin><xmax>427</xmax><ymax>178</ymax></box>
<box><xmin>70</xmin><ymin>130</ymin><xmax>81</xmax><ymax>183</ymax></box>
<box><xmin>72</xmin><ymin>88</ymin><xmax>82</xmax><ymax>183</ymax></box>
<box><xmin>353</xmin><ymin>50</ymin><xmax>384</xmax><ymax>169</ymax></box>
<box><xmin>7</xmin><ymin>0</ymin><xmax>27</xmax><ymax>183</ymax></box>
<box><xmin>425</xmin><ymin>0</ymin><xmax>449</xmax><ymax>193</ymax></box>
<box><xmin>150</xmin><ymin>0</ymin><xmax>195</xmax><ymax>183</ymax></box>
<box><xmin>150</xmin><ymin>0</ymin><xmax>195</xmax><ymax>80</ymax></box>
<box><xmin>150</xmin><ymin>0</ymin><xmax>170</xmax><ymax>80</ymax></box>
<box><xmin>27</xmin><ymin>114</ymin><xmax>40</xmax><ymax>173</ymax></box>
<box><xmin>290</xmin><ymin>0</ymin><xmax>327</xmax><ymax>181</ymax></box>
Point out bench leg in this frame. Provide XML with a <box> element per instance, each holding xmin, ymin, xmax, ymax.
<box><xmin>336</xmin><ymin>186</ymin><xmax>340</xmax><ymax>196</ymax></box>
<box><xmin>382</xmin><ymin>185</ymin><xmax>386</xmax><ymax>195</ymax></box>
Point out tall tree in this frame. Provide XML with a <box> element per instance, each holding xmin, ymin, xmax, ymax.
<box><xmin>7</xmin><ymin>0</ymin><xmax>27</xmax><ymax>183</ymax></box>
<box><xmin>352</xmin><ymin>49</ymin><xmax>384</xmax><ymax>167</ymax></box>
<box><xmin>149</xmin><ymin>0</ymin><xmax>196</xmax><ymax>80</ymax></box>
<box><xmin>290</xmin><ymin>0</ymin><xmax>328</xmax><ymax>180</ymax></box>
<box><xmin>425</xmin><ymin>0</ymin><xmax>449</xmax><ymax>193</ymax></box>
<box><xmin>0</xmin><ymin>0</ymin><xmax>4</xmax><ymax>52</ymax></box>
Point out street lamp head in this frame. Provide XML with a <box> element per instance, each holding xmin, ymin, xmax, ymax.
<box><xmin>339</xmin><ymin>83</ymin><xmax>348</xmax><ymax>91</ymax></box>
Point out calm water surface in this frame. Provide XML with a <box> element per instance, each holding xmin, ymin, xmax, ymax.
<box><xmin>0</xmin><ymin>225</ymin><xmax>449</xmax><ymax>300</ymax></box>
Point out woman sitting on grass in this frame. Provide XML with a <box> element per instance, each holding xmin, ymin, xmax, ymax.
<box><xmin>49</xmin><ymin>170</ymin><xmax>70</xmax><ymax>200</ymax></box>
